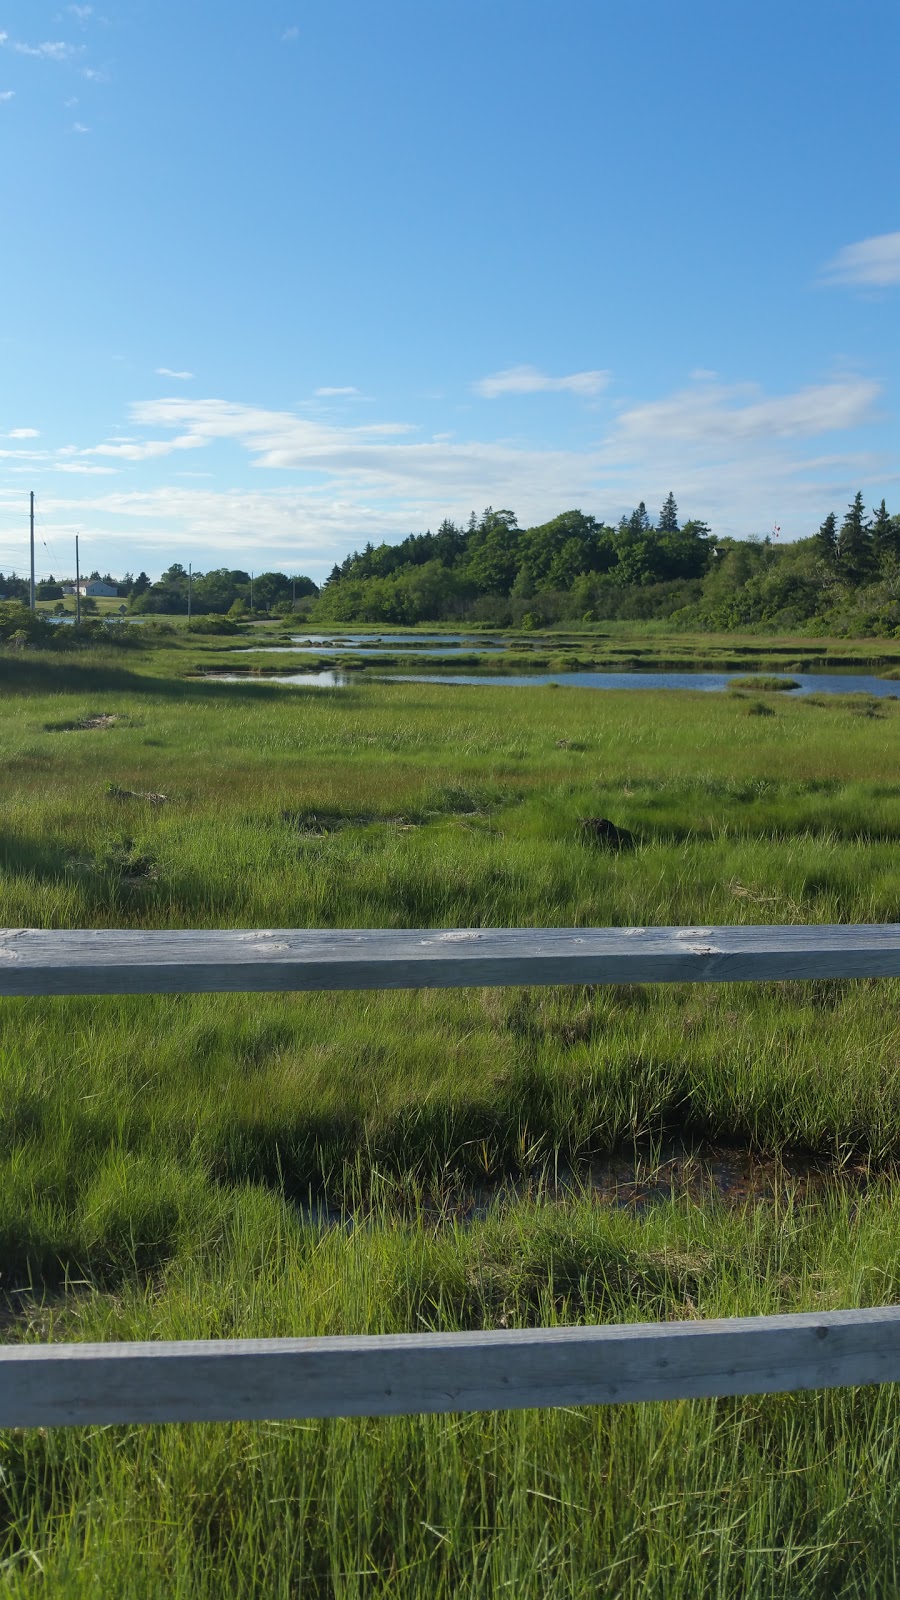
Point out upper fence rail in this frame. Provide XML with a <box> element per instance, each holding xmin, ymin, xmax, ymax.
<box><xmin>1</xmin><ymin>922</ymin><xmax>900</xmax><ymax>997</ymax></box>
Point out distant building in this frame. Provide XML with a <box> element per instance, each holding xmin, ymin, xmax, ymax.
<box><xmin>77</xmin><ymin>580</ymin><xmax>119</xmax><ymax>597</ymax></box>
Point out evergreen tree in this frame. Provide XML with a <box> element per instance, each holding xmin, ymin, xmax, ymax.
<box><xmin>628</xmin><ymin>501</ymin><xmax>651</xmax><ymax>535</ymax></box>
<box><xmin>871</xmin><ymin>499</ymin><xmax>899</xmax><ymax>567</ymax></box>
<box><xmin>813</xmin><ymin>511</ymin><xmax>838</xmax><ymax>568</ymax></box>
<box><xmin>464</xmin><ymin>508</ymin><xmax>520</xmax><ymax>594</ymax></box>
<box><xmin>657</xmin><ymin>491</ymin><xmax>679</xmax><ymax>533</ymax></box>
<box><xmin>836</xmin><ymin>492</ymin><xmax>873</xmax><ymax>584</ymax></box>
<box><xmin>433</xmin><ymin>519</ymin><xmax>465</xmax><ymax>566</ymax></box>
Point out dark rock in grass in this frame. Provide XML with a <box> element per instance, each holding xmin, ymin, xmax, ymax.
<box><xmin>106</xmin><ymin>782</ymin><xmax>168</xmax><ymax>804</ymax></box>
<box><xmin>578</xmin><ymin>816</ymin><xmax>635</xmax><ymax>850</ymax></box>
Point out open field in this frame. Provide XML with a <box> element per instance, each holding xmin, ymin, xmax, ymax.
<box><xmin>2</xmin><ymin>639</ymin><xmax>900</xmax><ymax>1595</ymax></box>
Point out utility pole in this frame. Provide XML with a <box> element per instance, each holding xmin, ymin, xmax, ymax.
<box><xmin>187</xmin><ymin>563</ymin><xmax>192</xmax><ymax>622</ymax></box>
<box><xmin>75</xmin><ymin>534</ymin><xmax>81</xmax><ymax>625</ymax></box>
<box><xmin>29</xmin><ymin>492</ymin><xmax>35</xmax><ymax>610</ymax></box>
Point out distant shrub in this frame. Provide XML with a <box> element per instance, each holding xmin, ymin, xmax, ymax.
<box><xmin>186</xmin><ymin>617</ymin><xmax>241</xmax><ymax>636</ymax></box>
<box><xmin>728</xmin><ymin>675</ymin><xmax>799</xmax><ymax>693</ymax></box>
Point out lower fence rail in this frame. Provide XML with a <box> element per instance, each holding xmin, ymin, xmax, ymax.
<box><xmin>3</xmin><ymin>1308</ymin><xmax>900</xmax><ymax>1429</ymax></box>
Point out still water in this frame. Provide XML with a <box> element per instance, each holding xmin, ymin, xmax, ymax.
<box><xmin>207</xmin><ymin>669</ymin><xmax>899</xmax><ymax>696</ymax></box>
<box><xmin>235</xmin><ymin>634</ymin><xmax>505</xmax><ymax>655</ymax></box>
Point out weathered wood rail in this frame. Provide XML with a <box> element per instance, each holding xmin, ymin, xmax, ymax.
<box><xmin>2</xmin><ymin>921</ymin><xmax>899</xmax><ymax>1430</ymax></box>
<box><xmin>4</xmin><ymin>1310</ymin><xmax>900</xmax><ymax>1429</ymax></box>
<box><xmin>1</xmin><ymin>922</ymin><xmax>900</xmax><ymax>997</ymax></box>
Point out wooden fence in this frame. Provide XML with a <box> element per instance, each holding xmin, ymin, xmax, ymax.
<box><xmin>2</xmin><ymin>921</ymin><xmax>899</xmax><ymax>1430</ymax></box>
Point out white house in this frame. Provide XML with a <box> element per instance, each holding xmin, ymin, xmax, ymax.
<box><xmin>77</xmin><ymin>580</ymin><xmax>119</xmax><ymax>597</ymax></box>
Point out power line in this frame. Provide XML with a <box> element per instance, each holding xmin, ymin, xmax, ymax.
<box><xmin>35</xmin><ymin>500</ymin><xmax>62</xmax><ymax>575</ymax></box>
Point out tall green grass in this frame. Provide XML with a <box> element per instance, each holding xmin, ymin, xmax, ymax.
<box><xmin>2</xmin><ymin>646</ymin><xmax>900</xmax><ymax>1594</ymax></box>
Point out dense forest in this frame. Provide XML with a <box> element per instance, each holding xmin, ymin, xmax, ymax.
<box><xmin>4</xmin><ymin>492</ymin><xmax>899</xmax><ymax>635</ymax></box>
<box><xmin>312</xmin><ymin>493</ymin><xmax>900</xmax><ymax>634</ymax></box>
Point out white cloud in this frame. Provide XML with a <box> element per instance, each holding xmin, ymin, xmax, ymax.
<box><xmin>475</xmin><ymin>364</ymin><xmax>610</xmax><ymax>398</ymax></box>
<box><xmin>282</xmin><ymin>25</ymin><xmax>299</xmax><ymax>41</ymax></box>
<box><xmin>126</xmin><ymin>398</ymin><xmax>415</xmax><ymax>471</ymax></box>
<box><xmin>156</xmin><ymin>367</ymin><xmax>194</xmax><ymax>380</ymax></box>
<box><xmin>88</xmin><ymin>433</ymin><xmax>207</xmax><ymax>462</ymax></box>
<box><xmin>55</xmin><ymin>462</ymin><xmax>116</xmax><ymax>475</ymax></box>
<box><xmin>120</xmin><ymin>382</ymin><xmax>884</xmax><ymax>518</ymax></box>
<box><xmin>8</xmin><ymin>428</ymin><xmax>40</xmax><ymax>439</ymax></box>
<box><xmin>68</xmin><ymin>6</ymin><xmax>94</xmax><ymax>19</ymax></box>
<box><xmin>9</xmin><ymin>39</ymin><xmax>77</xmax><ymax>61</ymax></box>
<box><xmin>819</xmin><ymin>231</ymin><xmax>900</xmax><ymax>289</ymax></box>
<box><xmin>315</xmin><ymin>385</ymin><xmax>360</xmax><ymax>397</ymax></box>
<box><xmin>0</xmin><ymin>90</ymin><xmax>14</xmax><ymax>101</ymax></box>
<box><xmin>72</xmin><ymin>121</ymin><xmax>89</xmax><ymax>133</ymax></box>
<box><xmin>610</xmin><ymin>376</ymin><xmax>880</xmax><ymax>448</ymax></box>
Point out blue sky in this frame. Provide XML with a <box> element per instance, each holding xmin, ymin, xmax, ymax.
<box><xmin>1</xmin><ymin>0</ymin><xmax>898</xmax><ymax>582</ymax></box>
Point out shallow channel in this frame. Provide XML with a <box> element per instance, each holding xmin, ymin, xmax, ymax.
<box><xmin>207</xmin><ymin>669</ymin><xmax>900</xmax><ymax>696</ymax></box>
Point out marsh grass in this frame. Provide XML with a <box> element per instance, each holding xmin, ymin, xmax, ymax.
<box><xmin>728</xmin><ymin>676</ymin><xmax>799</xmax><ymax>693</ymax></box>
<box><xmin>2</xmin><ymin>642</ymin><xmax>900</xmax><ymax>1594</ymax></box>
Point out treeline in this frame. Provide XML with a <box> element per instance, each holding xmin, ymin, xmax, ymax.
<box><xmin>12</xmin><ymin>492</ymin><xmax>900</xmax><ymax>636</ymax></box>
<box><xmin>312</xmin><ymin>493</ymin><xmax>900</xmax><ymax>634</ymax></box>
<box><xmin>1</xmin><ymin>566</ymin><xmax>321</xmax><ymax>616</ymax></box>
<box><xmin>125</xmin><ymin>566</ymin><xmax>318</xmax><ymax>616</ymax></box>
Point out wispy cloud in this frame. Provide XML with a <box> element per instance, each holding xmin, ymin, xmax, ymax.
<box><xmin>0</xmin><ymin>90</ymin><xmax>14</xmax><ymax>101</ymax></box>
<box><xmin>56</xmin><ymin>462</ymin><xmax>116</xmax><ymax>475</ymax></box>
<box><xmin>475</xmin><ymin>364</ymin><xmax>610</xmax><ymax>398</ymax></box>
<box><xmin>72</xmin><ymin>121</ymin><xmax>89</xmax><ymax>133</ymax></box>
<box><xmin>7</xmin><ymin>39</ymin><xmax>79</xmax><ymax>62</ymax></box>
<box><xmin>156</xmin><ymin>367</ymin><xmax>194</xmax><ymax>381</ymax></box>
<box><xmin>87</xmin><ymin>433</ymin><xmax>207</xmax><ymax>462</ymax></box>
<box><xmin>315</xmin><ymin>385</ymin><xmax>360</xmax><ymax>397</ymax></box>
<box><xmin>8</xmin><ymin>428</ymin><xmax>40</xmax><ymax>439</ymax></box>
<box><xmin>68</xmin><ymin>5</ymin><xmax>94</xmax><ymax>20</ymax></box>
<box><xmin>282</xmin><ymin>25</ymin><xmax>299</xmax><ymax>42</ymax></box>
<box><xmin>610</xmin><ymin>376</ymin><xmax>880</xmax><ymax>448</ymax></box>
<box><xmin>818</xmin><ymin>231</ymin><xmax>900</xmax><ymax>289</ymax></box>
<box><xmin>117</xmin><ymin>378</ymin><xmax>884</xmax><ymax>530</ymax></box>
